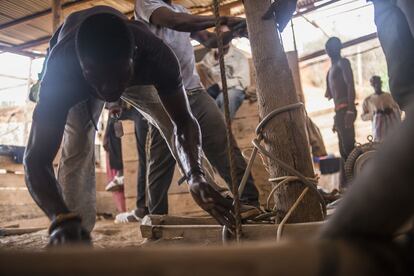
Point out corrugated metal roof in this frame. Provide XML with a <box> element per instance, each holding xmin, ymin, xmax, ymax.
<box><xmin>0</xmin><ymin>0</ymin><xmax>324</xmax><ymax>56</ymax></box>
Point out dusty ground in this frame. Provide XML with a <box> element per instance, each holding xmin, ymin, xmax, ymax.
<box><xmin>0</xmin><ymin>215</ymin><xmax>145</xmax><ymax>250</ymax></box>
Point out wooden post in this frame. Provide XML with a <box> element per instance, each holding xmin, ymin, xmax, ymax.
<box><xmin>51</xmin><ymin>0</ymin><xmax>62</xmax><ymax>33</ymax></box>
<box><xmin>244</xmin><ymin>0</ymin><xmax>323</xmax><ymax>222</ymax></box>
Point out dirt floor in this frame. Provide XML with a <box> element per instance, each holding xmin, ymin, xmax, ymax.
<box><xmin>0</xmin><ymin>215</ymin><xmax>145</xmax><ymax>250</ymax></box>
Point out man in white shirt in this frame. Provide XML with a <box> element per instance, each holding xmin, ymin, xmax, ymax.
<box><xmin>361</xmin><ymin>75</ymin><xmax>401</xmax><ymax>142</ymax></box>
<box><xmin>200</xmin><ymin>41</ymin><xmax>250</xmax><ymax>118</ymax></box>
<box><xmin>133</xmin><ymin>0</ymin><xmax>260</xmax><ymax>216</ymax></box>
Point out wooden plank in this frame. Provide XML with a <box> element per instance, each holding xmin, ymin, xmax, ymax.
<box><xmin>121</xmin><ymin>133</ymin><xmax>138</xmax><ymax>162</ymax></box>
<box><xmin>0</xmin><ymin>188</ymin><xmax>36</xmax><ymax>205</ymax></box>
<box><xmin>168</xmin><ymin>192</ymin><xmax>207</xmax><ymax>217</ymax></box>
<box><xmin>0</xmin><ymin>204</ymin><xmax>44</xmax><ymax>222</ymax></box>
<box><xmin>123</xmin><ymin>160</ymin><xmax>138</xmax><ymax>198</ymax></box>
<box><xmin>95</xmin><ymin>170</ymin><xmax>109</xmax><ymax>192</ymax></box>
<box><xmin>0</xmin><ymin>240</ymin><xmax>389</xmax><ymax>276</ymax></box>
<box><xmin>0</xmin><ymin>227</ymin><xmax>45</xmax><ymax>236</ymax></box>
<box><xmin>96</xmin><ymin>191</ymin><xmax>118</xmax><ymax>215</ymax></box>
<box><xmin>142</xmin><ymin>215</ymin><xmax>217</xmax><ymax>226</ymax></box>
<box><xmin>0</xmin><ymin>173</ymin><xmax>25</xmax><ymax>188</ymax></box>
<box><xmin>140</xmin><ymin>222</ymin><xmax>323</xmax><ymax>242</ymax></box>
<box><xmin>0</xmin><ymin>156</ymin><xmax>23</xmax><ymax>173</ymax></box>
<box><xmin>122</xmin><ymin>120</ymin><xmax>135</xmax><ymax>135</ymax></box>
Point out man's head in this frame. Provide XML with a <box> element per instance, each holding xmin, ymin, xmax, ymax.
<box><xmin>77</xmin><ymin>14</ymin><xmax>134</xmax><ymax>102</ymax></box>
<box><xmin>325</xmin><ymin>37</ymin><xmax>342</xmax><ymax>59</ymax></box>
<box><xmin>214</xmin><ymin>25</ymin><xmax>231</xmax><ymax>60</ymax></box>
<box><xmin>370</xmin><ymin>75</ymin><xmax>382</xmax><ymax>94</ymax></box>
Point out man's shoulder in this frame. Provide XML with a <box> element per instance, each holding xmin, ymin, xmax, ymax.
<box><xmin>339</xmin><ymin>57</ymin><xmax>352</xmax><ymax>67</ymax></box>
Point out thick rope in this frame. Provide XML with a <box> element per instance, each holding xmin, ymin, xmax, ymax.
<box><xmin>238</xmin><ymin>103</ymin><xmax>327</xmax><ymax>240</ymax></box>
<box><xmin>212</xmin><ymin>0</ymin><xmax>242</xmax><ymax>242</ymax></box>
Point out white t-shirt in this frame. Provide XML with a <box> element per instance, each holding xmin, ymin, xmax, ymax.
<box><xmin>135</xmin><ymin>0</ymin><xmax>202</xmax><ymax>91</ymax></box>
<box><xmin>200</xmin><ymin>45</ymin><xmax>250</xmax><ymax>91</ymax></box>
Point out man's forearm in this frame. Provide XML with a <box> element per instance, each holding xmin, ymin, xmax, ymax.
<box><xmin>164</xmin><ymin>13</ymin><xmax>223</xmax><ymax>32</ymax></box>
<box><xmin>174</xmin><ymin>117</ymin><xmax>204</xmax><ymax>179</ymax></box>
<box><xmin>196</xmin><ymin>31</ymin><xmax>234</xmax><ymax>49</ymax></box>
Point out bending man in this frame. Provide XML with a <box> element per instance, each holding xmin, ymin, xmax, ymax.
<box><xmin>24</xmin><ymin>6</ymin><xmax>235</xmax><ymax>245</ymax></box>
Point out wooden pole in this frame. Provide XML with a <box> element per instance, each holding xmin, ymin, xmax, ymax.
<box><xmin>51</xmin><ymin>0</ymin><xmax>62</xmax><ymax>33</ymax></box>
<box><xmin>244</xmin><ymin>0</ymin><xmax>323</xmax><ymax>222</ymax></box>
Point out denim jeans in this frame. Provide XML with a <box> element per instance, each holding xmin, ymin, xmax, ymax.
<box><xmin>216</xmin><ymin>88</ymin><xmax>246</xmax><ymax>119</ymax></box>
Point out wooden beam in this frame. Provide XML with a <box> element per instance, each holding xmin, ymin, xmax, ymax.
<box><xmin>52</xmin><ymin>0</ymin><xmax>63</xmax><ymax>33</ymax></box>
<box><xmin>0</xmin><ymin>44</ymin><xmax>44</xmax><ymax>58</ymax></box>
<box><xmin>244</xmin><ymin>1</ymin><xmax>323</xmax><ymax>222</ymax></box>
<box><xmin>140</xmin><ymin>216</ymin><xmax>323</xmax><ymax>243</ymax></box>
<box><xmin>0</xmin><ymin>241</ymin><xmax>397</xmax><ymax>276</ymax></box>
<box><xmin>0</xmin><ymin>0</ymin><xmax>94</xmax><ymax>31</ymax></box>
<box><xmin>299</xmin><ymin>32</ymin><xmax>378</xmax><ymax>62</ymax></box>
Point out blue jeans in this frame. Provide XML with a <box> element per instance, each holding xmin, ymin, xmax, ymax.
<box><xmin>216</xmin><ymin>88</ymin><xmax>246</xmax><ymax>119</ymax></box>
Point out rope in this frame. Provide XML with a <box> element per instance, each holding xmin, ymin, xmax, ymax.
<box><xmin>212</xmin><ymin>0</ymin><xmax>242</xmax><ymax>242</ymax></box>
<box><xmin>238</xmin><ymin>103</ymin><xmax>327</xmax><ymax>240</ymax></box>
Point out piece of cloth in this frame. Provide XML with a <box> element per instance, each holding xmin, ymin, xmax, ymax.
<box><xmin>146</xmin><ymin>88</ymin><xmax>259</xmax><ymax>214</ymax></box>
<box><xmin>134</xmin><ymin>0</ymin><xmax>202</xmax><ymax>91</ymax></box>
<box><xmin>361</xmin><ymin>92</ymin><xmax>401</xmax><ymax>142</ymax></box>
<box><xmin>215</xmin><ymin>88</ymin><xmax>246</xmax><ymax>119</ymax></box>
<box><xmin>35</xmin><ymin>6</ymin><xmax>183</xmax><ymax>130</ymax></box>
<box><xmin>321</xmin><ymin>0</ymin><xmax>414</xmax><ymax>241</ymax></box>
<box><xmin>200</xmin><ymin>45</ymin><xmax>250</xmax><ymax>92</ymax></box>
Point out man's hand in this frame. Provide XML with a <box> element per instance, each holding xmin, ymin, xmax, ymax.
<box><xmin>48</xmin><ymin>219</ymin><xmax>91</xmax><ymax>246</ymax></box>
<box><xmin>188</xmin><ymin>174</ymin><xmax>235</xmax><ymax>229</ymax></box>
<box><xmin>262</xmin><ymin>0</ymin><xmax>297</xmax><ymax>32</ymax></box>
<box><xmin>345</xmin><ymin>111</ymin><xmax>356</xmax><ymax>129</ymax></box>
<box><xmin>223</xmin><ymin>16</ymin><xmax>245</xmax><ymax>28</ymax></box>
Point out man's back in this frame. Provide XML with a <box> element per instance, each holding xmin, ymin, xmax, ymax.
<box><xmin>326</xmin><ymin>58</ymin><xmax>353</xmax><ymax>107</ymax></box>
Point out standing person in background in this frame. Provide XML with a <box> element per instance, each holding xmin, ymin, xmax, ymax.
<box><xmin>325</xmin><ymin>37</ymin><xmax>357</xmax><ymax>188</ymax></box>
<box><xmin>103</xmin><ymin>102</ymin><xmax>150</xmax><ymax>222</ymax></box>
<box><xmin>361</xmin><ymin>75</ymin><xmax>401</xmax><ymax>142</ymax></box>
<box><xmin>200</xmin><ymin>29</ymin><xmax>250</xmax><ymax>118</ymax></box>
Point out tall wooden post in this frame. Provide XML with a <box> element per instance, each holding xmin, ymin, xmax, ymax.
<box><xmin>244</xmin><ymin>0</ymin><xmax>323</xmax><ymax>222</ymax></box>
<box><xmin>51</xmin><ymin>0</ymin><xmax>62</xmax><ymax>33</ymax></box>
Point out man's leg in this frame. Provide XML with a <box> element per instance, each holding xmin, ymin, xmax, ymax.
<box><xmin>216</xmin><ymin>88</ymin><xmax>246</xmax><ymax>119</ymax></box>
<box><xmin>121</xmin><ymin>86</ymin><xmax>176</xmax><ymax>214</ymax></box>
<box><xmin>120</xmin><ymin>108</ymin><xmax>149</xmax><ymax>210</ymax></box>
<box><xmin>132</xmin><ymin>111</ymin><xmax>149</xmax><ymax>210</ymax></box>
<box><xmin>189</xmin><ymin>90</ymin><xmax>259</xmax><ymax>205</ymax></box>
<box><xmin>58</xmin><ymin>99</ymin><xmax>104</xmax><ymax>233</ymax></box>
<box><xmin>147</xmin><ymin>126</ymin><xmax>176</xmax><ymax>214</ymax></box>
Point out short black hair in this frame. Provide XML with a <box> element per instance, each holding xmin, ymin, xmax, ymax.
<box><xmin>325</xmin><ymin>37</ymin><xmax>342</xmax><ymax>50</ymax></box>
<box><xmin>76</xmin><ymin>13</ymin><xmax>133</xmax><ymax>62</ymax></box>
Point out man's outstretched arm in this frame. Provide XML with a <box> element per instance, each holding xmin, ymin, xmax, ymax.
<box><xmin>24</xmin><ymin>103</ymin><xmax>90</xmax><ymax>245</ymax></box>
<box><xmin>159</xmin><ymin>89</ymin><xmax>235</xmax><ymax>228</ymax></box>
<box><xmin>24</xmin><ymin>108</ymin><xmax>68</xmax><ymax>219</ymax></box>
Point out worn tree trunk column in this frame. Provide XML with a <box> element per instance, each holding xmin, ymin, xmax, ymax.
<box><xmin>51</xmin><ymin>0</ymin><xmax>62</xmax><ymax>33</ymax></box>
<box><xmin>244</xmin><ymin>0</ymin><xmax>323</xmax><ymax>222</ymax></box>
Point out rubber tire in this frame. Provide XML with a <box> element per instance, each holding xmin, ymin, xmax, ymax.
<box><xmin>344</xmin><ymin>142</ymin><xmax>380</xmax><ymax>183</ymax></box>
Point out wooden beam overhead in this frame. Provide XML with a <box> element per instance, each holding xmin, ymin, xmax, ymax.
<box><xmin>0</xmin><ymin>0</ymin><xmax>94</xmax><ymax>31</ymax></box>
<box><xmin>299</xmin><ymin>32</ymin><xmax>378</xmax><ymax>62</ymax></box>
